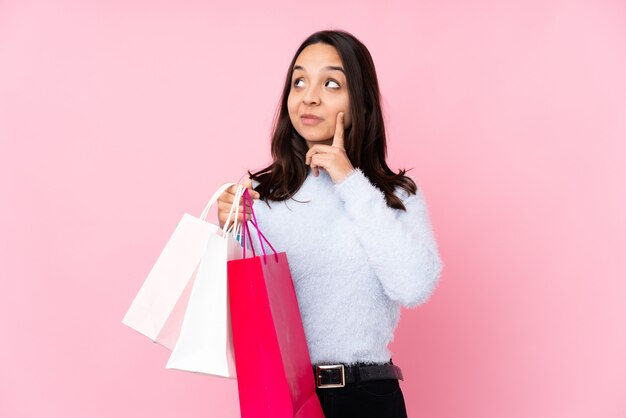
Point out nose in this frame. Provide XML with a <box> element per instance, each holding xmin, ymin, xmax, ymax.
<box><xmin>303</xmin><ymin>84</ymin><xmax>320</xmax><ymax>105</ymax></box>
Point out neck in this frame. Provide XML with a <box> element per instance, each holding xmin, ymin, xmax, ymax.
<box><xmin>305</xmin><ymin>138</ymin><xmax>333</xmax><ymax>149</ymax></box>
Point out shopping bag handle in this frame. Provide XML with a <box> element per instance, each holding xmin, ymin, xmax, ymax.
<box><xmin>224</xmin><ymin>184</ymin><xmax>245</xmax><ymax>237</ymax></box>
<box><xmin>199</xmin><ymin>182</ymin><xmax>247</xmax><ymax>238</ymax></box>
<box><xmin>241</xmin><ymin>188</ymin><xmax>263</xmax><ymax>258</ymax></box>
<box><xmin>241</xmin><ymin>188</ymin><xmax>278</xmax><ymax>262</ymax></box>
<box><xmin>199</xmin><ymin>182</ymin><xmax>237</xmax><ymax>221</ymax></box>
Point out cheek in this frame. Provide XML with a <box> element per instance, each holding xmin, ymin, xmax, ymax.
<box><xmin>339</xmin><ymin>97</ymin><xmax>352</xmax><ymax>128</ymax></box>
<box><xmin>338</xmin><ymin>94</ymin><xmax>351</xmax><ymax>119</ymax></box>
<box><xmin>287</xmin><ymin>95</ymin><xmax>298</xmax><ymax>119</ymax></box>
<box><xmin>344</xmin><ymin>112</ymin><xmax>353</xmax><ymax>129</ymax></box>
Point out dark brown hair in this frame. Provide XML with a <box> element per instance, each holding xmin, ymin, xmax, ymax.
<box><xmin>248</xmin><ymin>29</ymin><xmax>417</xmax><ymax>210</ymax></box>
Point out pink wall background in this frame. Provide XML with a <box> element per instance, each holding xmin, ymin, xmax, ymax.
<box><xmin>1</xmin><ymin>0</ymin><xmax>625</xmax><ymax>417</ymax></box>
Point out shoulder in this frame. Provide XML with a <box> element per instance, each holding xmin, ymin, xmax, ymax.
<box><xmin>393</xmin><ymin>183</ymin><xmax>414</xmax><ymax>202</ymax></box>
<box><xmin>336</xmin><ymin>168</ymin><xmax>425</xmax><ymax>210</ymax></box>
<box><xmin>391</xmin><ymin>174</ymin><xmax>432</xmax><ymax>216</ymax></box>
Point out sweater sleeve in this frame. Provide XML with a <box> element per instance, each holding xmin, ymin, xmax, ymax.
<box><xmin>333</xmin><ymin>168</ymin><xmax>444</xmax><ymax>308</ymax></box>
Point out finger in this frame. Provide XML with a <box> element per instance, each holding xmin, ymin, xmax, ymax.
<box><xmin>219</xmin><ymin>206</ymin><xmax>251</xmax><ymax>226</ymax></box>
<box><xmin>237</xmin><ymin>213</ymin><xmax>255</xmax><ymax>225</ymax></box>
<box><xmin>218</xmin><ymin>203</ymin><xmax>250</xmax><ymax>224</ymax></box>
<box><xmin>232</xmin><ymin>207</ymin><xmax>252</xmax><ymax>220</ymax></box>
<box><xmin>226</xmin><ymin>184</ymin><xmax>239</xmax><ymax>196</ymax></box>
<box><xmin>218</xmin><ymin>212</ymin><xmax>233</xmax><ymax>229</ymax></box>
<box><xmin>305</xmin><ymin>147</ymin><xmax>316</xmax><ymax>165</ymax></box>
<box><xmin>305</xmin><ymin>145</ymin><xmax>325</xmax><ymax>165</ymax></box>
<box><xmin>242</xmin><ymin>178</ymin><xmax>260</xmax><ymax>199</ymax></box>
<box><xmin>222</xmin><ymin>213</ymin><xmax>248</xmax><ymax>230</ymax></box>
<box><xmin>218</xmin><ymin>200</ymin><xmax>235</xmax><ymax>212</ymax></box>
<box><xmin>310</xmin><ymin>155</ymin><xmax>328</xmax><ymax>177</ymax></box>
<box><xmin>220</xmin><ymin>189</ymin><xmax>239</xmax><ymax>207</ymax></box>
<box><xmin>219</xmin><ymin>196</ymin><xmax>249</xmax><ymax>209</ymax></box>
<box><xmin>306</xmin><ymin>144</ymin><xmax>336</xmax><ymax>164</ymax></box>
<box><xmin>217</xmin><ymin>206</ymin><xmax>234</xmax><ymax>225</ymax></box>
<box><xmin>310</xmin><ymin>153</ymin><xmax>334</xmax><ymax>165</ymax></box>
<box><xmin>332</xmin><ymin>112</ymin><xmax>345</xmax><ymax>149</ymax></box>
<box><xmin>219</xmin><ymin>187</ymin><xmax>237</xmax><ymax>204</ymax></box>
<box><xmin>231</xmin><ymin>203</ymin><xmax>251</xmax><ymax>213</ymax></box>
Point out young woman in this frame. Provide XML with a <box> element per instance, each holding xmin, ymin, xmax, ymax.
<box><xmin>217</xmin><ymin>29</ymin><xmax>443</xmax><ymax>418</ymax></box>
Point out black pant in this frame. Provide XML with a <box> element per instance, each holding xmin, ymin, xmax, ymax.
<box><xmin>315</xmin><ymin>378</ymin><xmax>408</xmax><ymax>417</ymax></box>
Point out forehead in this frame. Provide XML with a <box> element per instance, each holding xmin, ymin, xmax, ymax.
<box><xmin>294</xmin><ymin>43</ymin><xmax>343</xmax><ymax>68</ymax></box>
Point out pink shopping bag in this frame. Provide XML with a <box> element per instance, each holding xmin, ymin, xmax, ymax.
<box><xmin>228</xmin><ymin>189</ymin><xmax>324</xmax><ymax>418</ymax></box>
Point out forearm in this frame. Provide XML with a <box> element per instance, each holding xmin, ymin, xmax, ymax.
<box><xmin>334</xmin><ymin>168</ymin><xmax>443</xmax><ymax>307</ymax></box>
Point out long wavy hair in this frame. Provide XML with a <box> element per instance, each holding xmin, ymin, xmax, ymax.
<box><xmin>248</xmin><ymin>29</ymin><xmax>417</xmax><ymax>210</ymax></box>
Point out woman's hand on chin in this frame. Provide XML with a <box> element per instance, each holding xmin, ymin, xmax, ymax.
<box><xmin>305</xmin><ymin>112</ymin><xmax>354</xmax><ymax>183</ymax></box>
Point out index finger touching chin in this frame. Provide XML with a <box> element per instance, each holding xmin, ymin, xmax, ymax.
<box><xmin>332</xmin><ymin>112</ymin><xmax>345</xmax><ymax>149</ymax></box>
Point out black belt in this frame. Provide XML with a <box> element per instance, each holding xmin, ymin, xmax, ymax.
<box><xmin>313</xmin><ymin>362</ymin><xmax>403</xmax><ymax>389</ymax></box>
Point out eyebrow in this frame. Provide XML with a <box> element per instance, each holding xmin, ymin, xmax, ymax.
<box><xmin>293</xmin><ymin>65</ymin><xmax>345</xmax><ymax>74</ymax></box>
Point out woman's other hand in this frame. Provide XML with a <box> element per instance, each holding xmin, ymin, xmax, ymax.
<box><xmin>217</xmin><ymin>179</ymin><xmax>260</xmax><ymax>229</ymax></box>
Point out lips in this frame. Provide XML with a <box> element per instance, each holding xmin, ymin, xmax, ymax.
<box><xmin>301</xmin><ymin>113</ymin><xmax>323</xmax><ymax>126</ymax></box>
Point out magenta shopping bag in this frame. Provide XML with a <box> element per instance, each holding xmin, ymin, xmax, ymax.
<box><xmin>228</xmin><ymin>190</ymin><xmax>324</xmax><ymax>418</ymax></box>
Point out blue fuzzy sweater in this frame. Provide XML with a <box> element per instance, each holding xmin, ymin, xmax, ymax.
<box><xmin>249</xmin><ymin>167</ymin><xmax>443</xmax><ymax>365</ymax></box>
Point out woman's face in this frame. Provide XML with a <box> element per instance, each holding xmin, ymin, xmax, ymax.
<box><xmin>287</xmin><ymin>43</ymin><xmax>353</xmax><ymax>148</ymax></box>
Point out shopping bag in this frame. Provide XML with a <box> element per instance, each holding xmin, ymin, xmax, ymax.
<box><xmin>228</xmin><ymin>189</ymin><xmax>325</xmax><ymax>418</ymax></box>
<box><xmin>122</xmin><ymin>182</ymin><xmax>237</xmax><ymax>350</ymax></box>
<box><xmin>165</xmin><ymin>184</ymin><xmax>246</xmax><ymax>378</ymax></box>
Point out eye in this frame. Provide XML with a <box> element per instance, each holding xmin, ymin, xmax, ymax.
<box><xmin>325</xmin><ymin>79</ymin><xmax>340</xmax><ymax>89</ymax></box>
<box><xmin>293</xmin><ymin>78</ymin><xmax>305</xmax><ymax>88</ymax></box>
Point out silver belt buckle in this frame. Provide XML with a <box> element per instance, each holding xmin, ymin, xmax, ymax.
<box><xmin>315</xmin><ymin>364</ymin><xmax>345</xmax><ymax>389</ymax></box>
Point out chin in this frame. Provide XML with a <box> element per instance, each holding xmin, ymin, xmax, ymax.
<box><xmin>297</xmin><ymin>129</ymin><xmax>331</xmax><ymax>142</ymax></box>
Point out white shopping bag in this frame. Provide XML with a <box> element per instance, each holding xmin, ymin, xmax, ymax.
<box><xmin>165</xmin><ymin>185</ymin><xmax>246</xmax><ymax>377</ymax></box>
<box><xmin>122</xmin><ymin>182</ymin><xmax>239</xmax><ymax>350</ymax></box>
